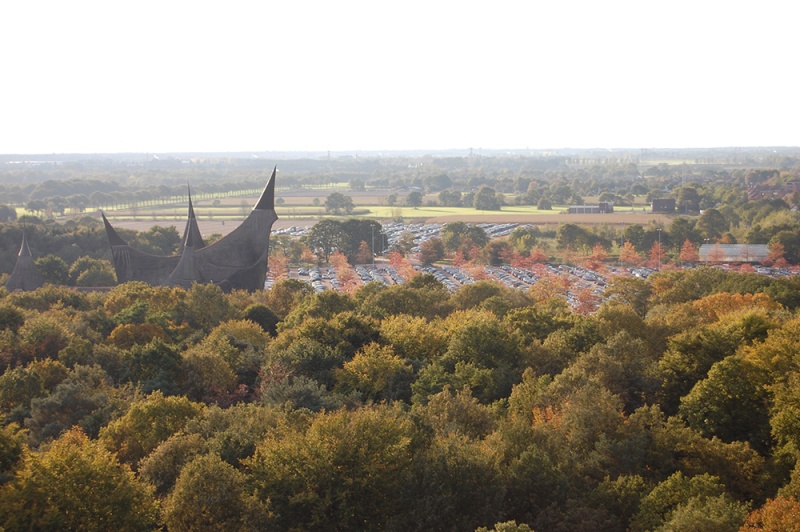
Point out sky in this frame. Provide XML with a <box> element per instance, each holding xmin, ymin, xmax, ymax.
<box><xmin>1</xmin><ymin>1</ymin><xmax>797</xmax><ymax>154</ymax></box>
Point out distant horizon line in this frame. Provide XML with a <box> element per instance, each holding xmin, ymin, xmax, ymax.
<box><xmin>2</xmin><ymin>145</ymin><xmax>800</xmax><ymax>159</ymax></box>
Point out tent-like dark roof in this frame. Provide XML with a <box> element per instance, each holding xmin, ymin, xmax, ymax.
<box><xmin>103</xmin><ymin>166</ymin><xmax>278</xmax><ymax>292</ymax></box>
<box><xmin>178</xmin><ymin>187</ymin><xmax>205</xmax><ymax>255</ymax></box>
<box><xmin>5</xmin><ymin>232</ymin><xmax>45</xmax><ymax>292</ymax></box>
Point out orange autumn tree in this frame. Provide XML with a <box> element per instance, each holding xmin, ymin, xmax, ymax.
<box><xmin>619</xmin><ymin>241</ymin><xmax>642</xmax><ymax>267</ymax></box>
<box><xmin>528</xmin><ymin>271</ymin><xmax>569</xmax><ymax>304</ymax></box>
<box><xmin>268</xmin><ymin>254</ymin><xmax>289</xmax><ymax>281</ymax></box>
<box><xmin>355</xmin><ymin>241</ymin><xmax>373</xmax><ymax>265</ymax></box>
<box><xmin>330</xmin><ymin>251</ymin><xmax>358</xmax><ymax>292</ymax></box>
<box><xmin>583</xmin><ymin>243</ymin><xmax>608</xmax><ymax>272</ymax></box>
<box><xmin>510</xmin><ymin>249</ymin><xmax>546</xmax><ymax>270</ymax></box>
<box><xmin>573</xmin><ymin>285</ymin><xmax>600</xmax><ymax>315</ymax></box>
<box><xmin>692</xmin><ymin>292</ymin><xmax>781</xmax><ymax>323</ymax></box>
<box><xmin>764</xmin><ymin>241</ymin><xmax>788</xmax><ymax>268</ymax></box>
<box><xmin>529</xmin><ymin>247</ymin><xmax>549</xmax><ymax>264</ymax></box>
<box><xmin>679</xmin><ymin>239</ymin><xmax>699</xmax><ymax>264</ymax></box>
<box><xmin>742</xmin><ymin>496</ymin><xmax>800</xmax><ymax>531</ymax></box>
<box><xmin>300</xmin><ymin>247</ymin><xmax>317</xmax><ymax>265</ymax></box>
<box><xmin>647</xmin><ymin>241</ymin><xmax>667</xmax><ymax>269</ymax></box>
<box><xmin>389</xmin><ymin>251</ymin><xmax>416</xmax><ymax>282</ymax></box>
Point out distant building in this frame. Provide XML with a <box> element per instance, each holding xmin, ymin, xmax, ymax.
<box><xmin>568</xmin><ymin>202</ymin><xmax>613</xmax><ymax>214</ymax></box>
<box><xmin>698</xmin><ymin>244</ymin><xmax>769</xmax><ymax>263</ymax></box>
<box><xmin>651</xmin><ymin>198</ymin><xmax>676</xmax><ymax>213</ymax></box>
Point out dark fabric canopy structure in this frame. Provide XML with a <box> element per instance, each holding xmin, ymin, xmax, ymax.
<box><xmin>103</xmin><ymin>167</ymin><xmax>278</xmax><ymax>292</ymax></box>
<box><xmin>5</xmin><ymin>232</ymin><xmax>45</xmax><ymax>292</ymax></box>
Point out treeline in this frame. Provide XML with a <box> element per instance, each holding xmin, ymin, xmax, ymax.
<box><xmin>1</xmin><ymin>269</ymin><xmax>800</xmax><ymax>529</ymax></box>
<box><xmin>3</xmin><ymin>152</ymin><xmax>800</xmax><ymax>211</ymax></box>
<box><xmin>0</xmin><ymin>218</ymin><xmax>184</xmax><ymax>283</ymax></box>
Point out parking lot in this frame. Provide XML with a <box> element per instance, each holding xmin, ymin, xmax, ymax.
<box><xmin>267</xmin><ymin>222</ymin><xmax>798</xmax><ymax>313</ymax></box>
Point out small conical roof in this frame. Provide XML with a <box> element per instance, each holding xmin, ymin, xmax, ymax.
<box><xmin>5</xmin><ymin>232</ymin><xmax>44</xmax><ymax>292</ymax></box>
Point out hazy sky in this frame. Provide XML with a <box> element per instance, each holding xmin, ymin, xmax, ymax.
<box><xmin>1</xmin><ymin>1</ymin><xmax>797</xmax><ymax>154</ymax></box>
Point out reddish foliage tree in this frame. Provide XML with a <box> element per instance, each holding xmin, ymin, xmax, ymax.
<box><xmin>268</xmin><ymin>255</ymin><xmax>289</xmax><ymax>281</ymax></box>
<box><xmin>764</xmin><ymin>241</ymin><xmax>788</xmax><ymax>268</ymax></box>
<box><xmin>529</xmin><ymin>247</ymin><xmax>549</xmax><ymax>264</ymax></box>
<box><xmin>679</xmin><ymin>239</ymin><xmax>699</xmax><ymax>263</ymax></box>
<box><xmin>331</xmin><ymin>251</ymin><xmax>358</xmax><ymax>292</ymax></box>
<box><xmin>573</xmin><ymin>285</ymin><xmax>600</xmax><ymax>315</ymax></box>
<box><xmin>355</xmin><ymin>241</ymin><xmax>373</xmax><ymax>265</ymax></box>
<box><xmin>742</xmin><ymin>496</ymin><xmax>800</xmax><ymax>531</ymax></box>
<box><xmin>619</xmin><ymin>241</ymin><xmax>642</xmax><ymax>267</ymax></box>
<box><xmin>583</xmin><ymin>243</ymin><xmax>608</xmax><ymax>271</ymax></box>
<box><xmin>647</xmin><ymin>241</ymin><xmax>667</xmax><ymax>269</ymax></box>
<box><xmin>389</xmin><ymin>251</ymin><xmax>416</xmax><ymax>281</ymax></box>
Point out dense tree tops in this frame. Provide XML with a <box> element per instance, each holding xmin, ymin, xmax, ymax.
<box><xmin>2</xmin><ymin>270</ymin><xmax>800</xmax><ymax>529</ymax></box>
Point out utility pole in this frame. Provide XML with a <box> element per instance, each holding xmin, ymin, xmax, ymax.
<box><xmin>657</xmin><ymin>228</ymin><xmax>662</xmax><ymax>271</ymax></box>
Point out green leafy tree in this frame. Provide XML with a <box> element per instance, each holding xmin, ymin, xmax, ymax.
<box><xmin>630</xmin><ymin>472</ymin><xmax>729</xmax><ymax>532</ymax></box>
<box><xmin>334</xmin><ymin>342</ymin><xmax>414</xmax><ymax>402</ymax></box>
<box><xmin>340</xmin><ymin>219</ymin><xmax>385</xmax><ymax>263</ymax></box>
<box><xmin>306</xmin><ymin>218</ymin><xmax>347</xmax><ymax>262</ymax></box>
<box><xmin>68</xmin><ymin>256</ymin><xmax>110</xmax><ymax>285</ymax></box>
<box><xmin>123</xmin><ymin>338</ymin><xmax>184</xmax><ymax>395</ymax></box>
<box><xmin>406</xmin><ymin>190</ymin><xmax>423</xmax><ymax>208</ymax></box>
<box><xmin>438</xmin><ymin>189</ymin><xmax>462</xmax><ymax>207</ymax></box>
<box><xmin>697</xmin><ymin>208</ymin><xmax>729</xmax><ymax>241</ymax></box>
<box><xmin>397</xmin><ymin>434</ymin><xmax>504</xmax><ymax>530</ymax></box>
<box><xmin>34</xmin><ymin>255</ymin><xmax>69</xmax><ymax>285</ymax></box>
<box><xmin>200</xmin><ymin>319</ymin><xmax>270</xmax><ymax>386</ymax></box>
<box><xmin>508</xmin><ymin>226</ymin><xmax>539</xmax><ymax>254</ymax></box>
<box><xmin>676</xmin><ymin>186</ymin><xmax>701</xmax><ymax>213</ymax></box>
<box><xmin>99</xmin><ymin>391</ymin><xmax>204</xmax><ymax>466</ymax></box>
<box><xmin>185</xmin><ymin>282</ymin><xmax>231</xmax><ymax>331</ymax></box>
<box><xmin>474</xmin><ymin>186</ymin><xmax>501</xmax><ymax>210</ymax></box>
<box><xmin>769</xmin><ymin>230</ymin><xmax>800</xmax><ymax>264</ymax></box>
<box><xmin>440</xmin><ymin>222</ymin><xmax>489</xmax><ymax>253</ymax></box>
<box><xmin>0</xmin><ymin>427</ymin><xmax>158</xmax><ymax>531</ymax></box>
<box><xmin>324</xmin><ymin>191</ymin><xmax>354</xmax><ymax>214</ymax></box>
<box><xmin>241</xmin><ymin>303</ymin><xmax>280</xmax><ymax>336</ymax></box>
<box><xmin>163</xmin><ymin>453</ymin><xmax>270</xmax><ymax>531</ymax></box>
<box><xmin>415</xmin><ymin>386</ymin><xmax>496</xmax><ymax>440</ymax></box>
<box><xmin>679</xmin><ymin>355</ymin><xmax>771</xmax><ymax>453</ymax></box>
<box><xmin>623</xmin><ymin>224</ymin><xmax>647</xmax><ymax>249</ymax></box>
<box><xmin>246</xmin><ymin>406</ymin><xmax>417</xmax><ymax>530</ymax></box>
<box><xmin>131</xmin><ymin>225</ymin><xmax>181</xmax><ymax>255</ymax></box>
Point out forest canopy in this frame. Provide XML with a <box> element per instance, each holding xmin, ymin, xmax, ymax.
<box><xmin>0</xmin><ymin>266</ymin><xmax>799</xmax><ymax>530</ymax></box>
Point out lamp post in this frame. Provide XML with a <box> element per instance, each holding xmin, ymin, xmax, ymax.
<box><xmin>657</xmin><ymin>228</ymin><xmax>662</xmax><ymax>271</ymax></box>
<box><xmin>371</xmin><ymin>225</ymin><xmax>375</xmax><ymax>267</ymax></box>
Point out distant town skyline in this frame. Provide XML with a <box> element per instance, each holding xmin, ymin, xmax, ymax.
<box><xmin>2</xmin><ymin>1</ymin><xmax>797</xmax><ymax>155</ymax></box>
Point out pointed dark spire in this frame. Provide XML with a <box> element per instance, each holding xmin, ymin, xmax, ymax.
<box><xmin>5</xmin><ymin>231</ymin><xmax>44</xmax><ymax>292</ymax></box>
<box><xmin>101</xmin><ymin>212</ymin><xmax>128</xmax><ymax>247</ymax></box>
<box><xmin>180</xmin><ymin>184</ymin><xmax>205</xmax><ymax>253</ymax></box>
<box><xmin>253</xmin><ymin>166</ymin><xmax>276</xmax><ymax>211</ymax></box>
<box><xmin>18</xmin><ymin>231</ymin><xmax>32</xmax><ymax>257</ymax></box>
<box><xmin>187</xmin><ymin>186</ymin><xmax>197</xmax><ymax>220</ymax></box>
